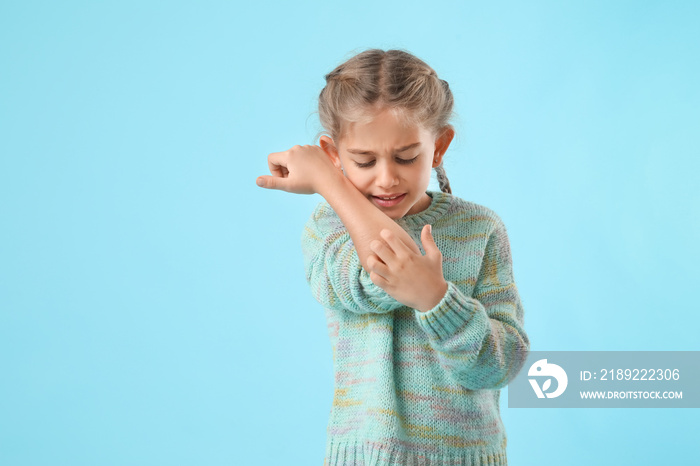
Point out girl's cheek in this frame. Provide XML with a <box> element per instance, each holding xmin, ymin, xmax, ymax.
<box><xmin>356</xmin><ymin>172</ymin><xmax>371</xmax><ymax>186</ymax></box>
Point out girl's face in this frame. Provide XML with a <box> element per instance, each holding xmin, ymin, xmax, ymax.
<box><xmin>322</xmin><ymin>107</ymin><xmax>454</xmax><ymax>220</ymax></box>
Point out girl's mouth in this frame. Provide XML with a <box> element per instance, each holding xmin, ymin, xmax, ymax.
<box><xmin>372</xmin><ymin>193</ymin><xmax>406</xmax><ymax>207</ymax></box>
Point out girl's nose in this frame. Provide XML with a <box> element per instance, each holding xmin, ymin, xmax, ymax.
<box><xmin>376</xmin><ymin>162</ymin><xmax>399</xmax><ymax>189</ymax></box>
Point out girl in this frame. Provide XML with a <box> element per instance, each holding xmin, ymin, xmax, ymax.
<box><xmin>257</xmin><ymin>48</ymin><xmax>529</xmax><ymax>466</ymax></box>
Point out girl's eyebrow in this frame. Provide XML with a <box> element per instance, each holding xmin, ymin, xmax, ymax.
<box><xmin>346</xmin><ymin>142</ymin><xmax>421</xmax><ymax>156</ymax></box>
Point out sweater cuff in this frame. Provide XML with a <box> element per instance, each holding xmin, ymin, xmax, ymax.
<box><xmin>414</xmin><ymin>281</ymin><xmax>486</xmax><ymax>341</ymax></box>
<box><xmin>345</xmin><ymin>246</ymin><xmax>404</xmax><ymax>311</ymax></box>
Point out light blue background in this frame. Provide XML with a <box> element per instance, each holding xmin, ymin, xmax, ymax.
<box><xmin>1</xmin><ymin>1</ymin><xmax>698</xmax><ymax>464</ymax></box>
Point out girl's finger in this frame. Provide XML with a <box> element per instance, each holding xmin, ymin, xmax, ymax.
<box><xmin>379</xmin><ymin>229</ymin><xmax>419</xmax><ymax>259</ymax></box>
<box><xmin>267</xmin><ymin>152</ymin><xmax>288</xmax><ymax>177</ymax></box>
<box><xmin>367</xmin><ymin>253</ymin><xmax>390</xmax><ymax>279</ymax></box>
<box><xmin>369</xmin><ymin>270</ymin><xmax>390</xmax><ymax>288</ymax></box>
<box><xmin>369</xmin><ymin>238</ymin><xmax>395</xmax><ymax>264</ymax></box>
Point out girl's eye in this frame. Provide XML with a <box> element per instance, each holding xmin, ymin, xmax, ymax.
<box><xmin>396</xmin><ymin>155</ymin><xmax>419</xmax><ymax>165</ymax></box>
<box><xmin>354</xmin><ymin>156</ymin><xmax>419</xmax><ymax>168</ymax></box>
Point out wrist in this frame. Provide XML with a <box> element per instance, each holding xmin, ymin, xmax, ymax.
<box><xmin>316</xmin><ymin>169</ymin><xmax>349</xmax><ymax>199</ymax></box>
<box><xmin>318</xmin><ymin>172</ymin><xmax>364</xmax><ymax>211</ymax></box>
<box><xmin>416</xmin><ymin>280</ymin><xmax>449</xmax><ymax>313</ymax></box>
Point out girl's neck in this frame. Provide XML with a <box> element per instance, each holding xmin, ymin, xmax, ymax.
<box><xmin>404</xmin><ymin>192</ymin><xmax>432</xmax><ymax>217</ymax></box>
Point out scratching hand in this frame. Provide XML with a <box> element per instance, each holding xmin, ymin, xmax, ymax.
<box><xmin>367</xmin><ymin>225</ymin><xmax>448</xmax><ymax>312</ymax></box>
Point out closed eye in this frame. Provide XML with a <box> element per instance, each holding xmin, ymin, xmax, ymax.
<box><xmin>397</xmin><ymin>155</ymin><xmax>419</xmax><ymax>165</ymax></box>
<box><xmin>354</xmin><ymin>155</ymin><xmax>419</xmax><ymax>168</ymax></box>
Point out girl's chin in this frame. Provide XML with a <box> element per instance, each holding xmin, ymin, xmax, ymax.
<box><xmin>378</xmin><ymin>204</ymin><xmax>409</xmax><ymax>220</ymax></box>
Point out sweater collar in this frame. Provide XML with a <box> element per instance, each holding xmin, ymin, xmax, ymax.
<box><xmin>396</xmin><ymin>190</ymin><xmax>451</xmax><ymax>229</ymax></box>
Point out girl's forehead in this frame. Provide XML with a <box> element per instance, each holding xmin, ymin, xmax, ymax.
<box><xmin>339</xmin><ymin>108</ymin><xmax>429</xmax><ymax>148</ymax></box>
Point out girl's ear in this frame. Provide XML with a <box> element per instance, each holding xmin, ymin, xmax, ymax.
<box><xmin>432</xmin><ymin>127</ymin><xmax>455</xmax><ymax>168</ymax></box>
<box><xmin>319</xmin><ymin>135</ymin><xmax>343</xmax><ymax>170</ymax></box>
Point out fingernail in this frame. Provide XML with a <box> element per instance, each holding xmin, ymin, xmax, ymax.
<box><xmin>256</xmin><ymin>178</ymin><xmax>264</xmax><ymax>187</ymax></box>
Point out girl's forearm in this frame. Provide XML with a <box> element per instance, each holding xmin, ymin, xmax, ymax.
<box><xmin>318</xmin><ymin>172</ymin><xmax>420</xmax><ymax>272</ymax></box>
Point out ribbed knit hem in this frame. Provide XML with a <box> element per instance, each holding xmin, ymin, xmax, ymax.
<box><xmin>325</xmin><ymin>439</ymin><xmax>507</xmax><ymax>466</ymax></box>
<box><xmin>414</xmin><ymin>281</ymin><xmax>489</xmax><ymax>342</ymax></box>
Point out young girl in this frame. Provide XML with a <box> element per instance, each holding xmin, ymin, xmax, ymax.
<box><xmin>257</xmin><ymin>48</ymin><xmax>529</xmax><ymax>466</ymax></box>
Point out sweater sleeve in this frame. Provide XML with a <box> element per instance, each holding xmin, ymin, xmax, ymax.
<box><xmin>301</xmin><ymin>202</ymin><xmax>406</xmax><ymax>314</ymax></box>
<box><xmin>414</xmin><ymin>217</ymin><xmax>530</xmax><ymax>390</ymax></box>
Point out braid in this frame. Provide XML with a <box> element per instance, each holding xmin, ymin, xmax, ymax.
<box><xmin>435</xmin><ymin>163</ymin><xmax>452</xmax><ymax>194</ymax></box>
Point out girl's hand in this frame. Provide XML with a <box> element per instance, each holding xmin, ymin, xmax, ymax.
<box><xmin>256</xmin><ymin>144</ymin><xmax>342</xmax><ymax>194</ymax></box>
<box><xmin>367</xmin><ymin>224</ymin><xmax>448</xmax><ymax>312</ymax></box>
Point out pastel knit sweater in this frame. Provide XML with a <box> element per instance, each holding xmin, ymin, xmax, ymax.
<box><xmin>301</xmin><ymin>190</ymin><xmax>530</xmax><ymax>466</ymax></box>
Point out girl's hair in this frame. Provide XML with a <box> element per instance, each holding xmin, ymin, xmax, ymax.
<box><xmin>315</xmin><ymin>48</ymin><xmax>456</xmax><ymax>194</ymax></box>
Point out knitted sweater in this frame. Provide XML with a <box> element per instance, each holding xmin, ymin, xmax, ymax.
<box><xmin>301</xmin><ymin>190</ymin><xmax>530</xmax><ymax>466</ymax></box>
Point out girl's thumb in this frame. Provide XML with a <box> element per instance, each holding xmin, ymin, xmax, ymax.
<box><xmin>421</xmin><ymin>224</ymin><xmax>438</xmax><ymax>255</ymax></box>
<box><xmin>256</xmin><ymin>176</ymin><xmax>277</xmax><ymax>189</ymax></box>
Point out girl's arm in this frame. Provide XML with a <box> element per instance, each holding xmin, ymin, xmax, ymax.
<box><xmin>367</xmin><ymin>204</ymin><xmax>530</xmax><ymax>389</ymax></box>
<box><xmin>414</xmin><ymin>217</ymin><xmax>530</xmax><ymax>390</ymax></box>
<box><xmin>301</xmin><ymin>201</ymin><xmax>406</xmax><ymax>314</ymax></box>
<box><xmin>258</xmin><ymin>144</ymin><xmax>420</xmax><ymax>266</ymax></box>
<box><xmin>259</xmin><ymin>144</ymin><xmax>447</xmax><ymax>311</ymax></box>
<box><xmin>258</xmin><ymin>145</ymin><xmax>415</xmax><ymax>252</ymax></box>
<box><xmin>300</xmin><ymin>188</ymin><xmax>449</xmax><ymax>314</ymax></box>
<box><xmin>313</xmin><ymin>156</ymin><xmax>423</xmax><ymax>272</ymax></box>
